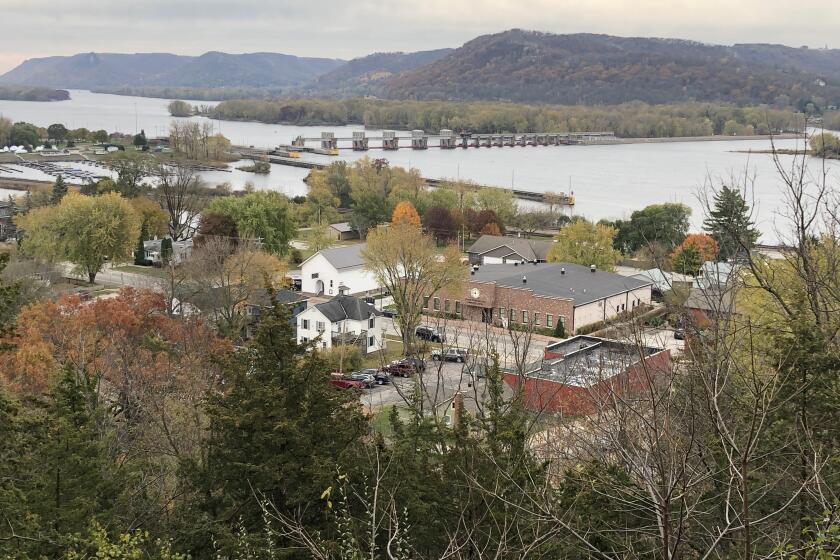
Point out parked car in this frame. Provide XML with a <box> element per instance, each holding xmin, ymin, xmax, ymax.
<box><xmin>329</xmin><ymin>378</ymin><xmax>364</xmax><ymax>390</ymax></box>
<box><xmin>431</xmin><ymin>348</ymin><xmax>469</xmax><ymax>363</ymax></box>
<box><xmin>394</xmin><ymin>357</ymin><xmax>426</xmax><ymax>373</ymax></box>
<box><xmin>347</xmin><ymin>371</ymin><xmax>376</xmax><ymax>388</ymax></box>
<box><xmin>382</xmin><ymin>362</ymin><xmax>414</xmax><ymax>377</ymax></box>
<box><xmin>382</xmin><ymin>307</ymin><xmax>399</xmax><ymax>318</ymax></box>
<box><xmin>674</xmin><ymin>328</ymin><xmax>685</xmax><ymax>340</ymax></box>
<box><xmin>359</xmin><ymin>368</ymin><xmax>390</xmax><ymax>385</ymax></box>
<box><xmin>415</xmin><ymin>326</ymin><xmax>445</xmax><ymax>343</ymax></box>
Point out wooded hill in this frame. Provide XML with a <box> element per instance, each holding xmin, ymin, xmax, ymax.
<box><xmin>3</xmin><ymin>30</ymin><xmax>840</xmax><ymax>108</ymax></box>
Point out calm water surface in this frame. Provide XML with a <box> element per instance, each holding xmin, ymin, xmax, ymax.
<box><xmin>2</xmin><ymin>90</ymin><xmax>837</xmax><ymax>238</ymax></box>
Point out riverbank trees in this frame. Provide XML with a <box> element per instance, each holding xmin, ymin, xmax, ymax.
<box><xmin>194</xmin><ymin>98</ymin><xmax>804</xmax><ymax>138</ymax></box>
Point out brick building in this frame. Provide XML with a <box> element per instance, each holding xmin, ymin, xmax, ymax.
<box><xmin>503</xmin><ymin>336</ymin><xmax>670</xmax><ymax>416</ymax></box>
<box><xmin>425</xmin><ymin>262</ymin><xmax>652</xmax><ymax>334</ymax></box>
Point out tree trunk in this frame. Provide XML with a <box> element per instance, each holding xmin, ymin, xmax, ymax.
<box><xmin>88</xmin><ymin>271</ymin><xmax>97</xmax><ymax>284</ymax></box>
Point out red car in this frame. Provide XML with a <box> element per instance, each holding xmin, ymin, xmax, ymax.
<box><xmin>382</xmin><ymin>362</ymin><xmax>414</xmax><ymax>378</ymax></box>
<box><xmin>329</xmin><ymin>378</ymin><xmax>365</xmax><ymax>389</ymax></box>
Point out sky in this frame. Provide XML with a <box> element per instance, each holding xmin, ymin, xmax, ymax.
<box><xmin>2</xmin><ymin>0</ymin><xmax>839</xmax><ymax>73</ymax></box>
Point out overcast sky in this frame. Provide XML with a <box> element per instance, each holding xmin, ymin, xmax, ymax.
<box><xmin>2</xmin><ymin>0</ymin><xmax>839</xmax><ymax>73</ymax></box>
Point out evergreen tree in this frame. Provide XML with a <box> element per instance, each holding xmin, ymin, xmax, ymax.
<box><xmin>0</xmin><ymin>388</ymin><xmax>33</xmax><ymax>552</ymax></box>
<box><xmin>703</xmin><ymin>185</ymin><xmax>760</xmax><ymax>260</ymax></box>
<box><xmin>160</xmin><ymin>237</ymin><xmax>173</xmax><ymax>263</ymax></box>
<box><xmin>186</xmin><ymin>298</ymin><xmax>367</xmax><ymax>554</ymax></box>
<box><xmin>50</xmin><ymin>174</ymin><xmax>68</xmax><ymax>204</ymax></box>
<box><xmin>133</xmin><ymin>129</ymin><xmax>147</xmax><ymax>147</ymax></box>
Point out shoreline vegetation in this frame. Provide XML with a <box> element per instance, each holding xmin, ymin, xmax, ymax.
<box><xmin>0</xmin><ymin>85</ymin><xmax>70</xmax><ymax>102</ymax></box>
<box><xmin>172</xmin><ymin>97</ymin><xmax>806</xmax><ymax>138</ymax></box>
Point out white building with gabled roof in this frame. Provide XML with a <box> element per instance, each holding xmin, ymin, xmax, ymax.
<box><xmin>299</xmin><ymin>244</ymin><xmax>381</xmax><ymax>296</ymax></box>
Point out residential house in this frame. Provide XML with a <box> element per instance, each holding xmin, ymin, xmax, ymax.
<box><xmin>143</xmin><ymin>237</ymin><xmax>193</xmax><ymax>265</ymax></box>
<box><xmin>683</xmin><ymin>285</ymin><xmax>738</xmax><ymax>327</ymax></box>
<box><xmin>504</xmin><ymin>336</ymin><xmax>670</xmax><ymax>415</ymax></box>
<box><xmin>427</xmin><ymin>262</ymin><xmax>652</xmax><ymax>334</ymax></box>
<box><xmin>296</xmin><ymin>289</ymin><xmax>384</xmax><ymax>354</ymax></box>
<box><xmin>467</xmin><ymin>234</ymin><xmax>553</xmax><ymax>265</ymax></box>
<box><xmin>300</xmin><ymin>244</ymin><xmax>380</xmax><ymax>296</ymax></box>
<box><xmin>328</xmin><ymin>222</ymin><xmax>360</xmax><ymax>241</ymax></box>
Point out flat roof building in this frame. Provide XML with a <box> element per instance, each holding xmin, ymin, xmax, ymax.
<box><xmin>504</xmin><ymin>335</ymin><xmax>670</xmax><ymax>415</ymax></box>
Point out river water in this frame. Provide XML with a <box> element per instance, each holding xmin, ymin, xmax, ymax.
<box><xmin>1</xmin><ymin>90</ymin><xmax>837</xmax><ymax>238</ymax></box>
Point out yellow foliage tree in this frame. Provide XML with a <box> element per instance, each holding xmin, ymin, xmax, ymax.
<box><xmin>391</xmin><ymin>200</ymin><xmax>421</xmax><ymax>227</ymax></box>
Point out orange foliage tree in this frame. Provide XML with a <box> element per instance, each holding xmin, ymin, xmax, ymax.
<box><xmin>1</xmin><ymin>288</ymin><xmax>229</xmax><ymax>398</ymax></box>
<box><xmin>671</xmin><ymin>233</ymin><xmax>719</xmax><ymax>275</ymax></box>
<box><xmin>391</xmin><ymin>200</ymin><xmax>421</xmax><ymax>227</ymax></box>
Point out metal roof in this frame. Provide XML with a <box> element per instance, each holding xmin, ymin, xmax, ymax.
<box><xmin>467</xmin><ymin>234</ymin><xmax>553</xmax><ymax>262</ymax></box>
<box><xmin>329</xmin><ymin>222</ymin><xmax>357</xmax><ymax>233</ymax></box>
<box><xmin>303</xmin><ymin>244</ymin><xmax>367</xmax><ymax>270</ymax></box>
<box><xmin>470</xmin><ymin>262</ymin><xmax>652</xmax><ymax>306</ymax></box>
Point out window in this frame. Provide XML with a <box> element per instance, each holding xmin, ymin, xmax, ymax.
<box><xmin>322</xmin><ymin>341</ymin><xmax>327</xmax><ymax>348</ymax></box>
<box><xmin>499</xmin><ymin>307</ymin><xmax>506</xmax><ymax>320</ymax></box>
<box><xmin>301</xmin><ymin>336</ymin><xmax>309</xmax><ymax>343</ymax></box>
<box><xmin>316</xmin><ymin>321</ymin><xmax>325</xmax><ymax>333</ymax></box>
<box><xmin>445</xmin><ymin>299</ymin><xmax>450</xmax><ymax>313</ymax></box>
<box><xmin>330</xmin><ymin>280</ymin><xmax>334</xmax><ymax>287</ymax></box>
<box><xmin>534</xmin><ymin>312</ymin><xmax>540</xmax><ymax>326</ymax></box>
<box><xmin>546</xmin><ymin>314</ymin><xmax>553</xmax><ymax>328</ymax></box>
<box><xmin>424</xmin><ymin>296</ymin><xmax>430</xmax><ymax>309</ymax></box>
<box><xmin>433</xmin><ymin>297</ymin><xmax>440</xmax><ymax>311</ymax></box>
<box><xmin>522</xmin><ymin>310</ymin><xmax>529</xmax><ymax>324</ymax></box>
<box><xmin>510</xmin><ymin>309</ymin><xmax>517</xmax><ymax>322</ymax></box>
<box><xmin>455</xmin><ymin>301</ymin><xmax>461</xmax><ymax>315</ymax></box>
<box><xmin>311</xmin><ymin>273</ymin><xmax>319</xmax><ymax>279</ymax></box>
<box><xmin>368</xmin><ymin>316</ymin><xmax>375</xmax><ymax>328</ymax></box>
<box><xmin>368</xmin><ymin>336</ymin><xmax>375</xmax><ymax>347</ymax></box>
<box><xmin>560</xmin><ymin>316</ymin><xmax>566</xmax><ymax>328</ymax></box>
<box><xmin>300</xmin><ymin>319</ymin><xmax>310</xmax><ymax>330</ymax></box>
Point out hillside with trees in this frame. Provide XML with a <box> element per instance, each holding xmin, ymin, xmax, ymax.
<box><xmin>306</xmin><ymin>48</ymin><xmax>453</xmax><ymax>97</ymax></box>
<box><xmin>0</xmin><ymin>85</ymin><xmax>69</xmax><ymax>101</ymax></box>
<box><xmin>386</xmin><ymin>30</ymin><xmax>840</xmax><ymax>107</ymax></box>
<box><xmin>0</xmin><ymin>51</ymin><xmax>344</xmax><ymax>90</ymax></box>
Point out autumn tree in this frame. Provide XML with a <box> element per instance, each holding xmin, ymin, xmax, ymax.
<box><xmin>362</xmin><ymin>223</ymin><xmax>465</xmax><ymax>353</ymax></box>
<box><xmin>391</xmin><ymin>200</ymin><xmax>421</xmax><ymax>227</ymax></box>
<box><xmin>423</xmin><ymin>206</ymin><xmax>458</xmax><ymax>242</ymax></box>
<box><xmin>475</xmin><ymin>187</ymin><xmax>516</xmax><ymax>227</ymax></box>
<box><xmin>184</xmin><ymin>238</ymin><xmax>287</xmax><ymax>338</ymax></box>
<box><xmin>129</xmin><ymin>196</ymin><xmax>169</xmax><ymax>239</ymax></box>
<box><xmin>107</xmin><ymin>151</ymin><xmax>154</xmax><ymax>198</ymax></box>
<box><xmin>548</xmin><ymin>219</ymin><xmax>621</xmax><ymax>271</ymax></box>
<box><xmin>194</xmin><ymin>211</ymin><xmax>238</xmax><ymax>246</ymax></box>
<box><xmin>670</xmin><ymin>233</ymin><xmax>718</xmax><ymax>275</ymax></box>
<box><xmin>207</xmin><ymin>191</ymin><xmax>296</xmax><ymax>255</ymax></box>
<box><xmin>16</xmin><ymin>192</ymin><xmax>140</xmax><ymax>283</ymax></box>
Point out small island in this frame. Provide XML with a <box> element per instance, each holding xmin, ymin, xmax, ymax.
<box><xmin>0</xmin><ymin>85</ymin><xmax>70</xmax><ymax>102</ymax></box>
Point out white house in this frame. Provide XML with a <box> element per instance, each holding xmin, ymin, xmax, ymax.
<box><xmin>296</xmin><ymin>290</ymin><xmax>385</xmax><ymax>354</ymax></box>
<box><xmin>300</xmin><ymin>244</ymin><xmax>380</xmax><ymax>296</ymax></box>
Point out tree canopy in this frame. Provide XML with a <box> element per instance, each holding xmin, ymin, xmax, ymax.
<box><xmin>703</xmin><ymin>185</ymin><xmax>760</xmax><ymax>260</ymax></box>
<box><xmin>548</xmin><ymin>219</ymin><xmax>622</xmax><ymax>271</ymax></box>
<box><xmin>207</xmin><ymin>191</ymin><xmax>296</xmax><ymax>255</ymax></box>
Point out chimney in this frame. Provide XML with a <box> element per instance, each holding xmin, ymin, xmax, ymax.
<box><xmin>590</xmin><ymin>264</ymin><xmax>597</xmax><ymax>273</ymax></box>
<box><xmin>522</xmin><ymin>275</ymin><xmax>527</xmax><ymax>284</ymax></box>
<box><xmin>561</xmin><ymin>267</ymin><xmax>566</xmax><ymax>275</ymax></box>
<box><xmin>338</xmin><ymin>284</ymin><xmax>349</xmax><ymax>296</ymax></box>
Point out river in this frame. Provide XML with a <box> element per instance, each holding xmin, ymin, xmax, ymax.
<box><xmin>1</xmin><ymin>89</ymin><xmax>837</xmax><ymax>238</ymax></box>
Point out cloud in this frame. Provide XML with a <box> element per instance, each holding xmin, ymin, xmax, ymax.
<box><xmin>2</xmin><ymin>0</ymin><xmax>838</xmax><ymax>73</ymax></box>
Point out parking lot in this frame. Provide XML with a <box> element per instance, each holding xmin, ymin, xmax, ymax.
<box><xmin>359</xmin><ymin>358</ymin><xmax>490</xmax><ymax>412</ymax></box>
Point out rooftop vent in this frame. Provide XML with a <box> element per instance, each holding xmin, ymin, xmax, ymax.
<box><xmin>560</xmin><ymin>267</ymin><xmax>566</xmax><ymax>275</ymax></box>
<box><xmin>514</xmin><ymin>262</ymin><xmax>519</xmax><ymax>266</ymax></box>
<box><xmin>522</xmin><ymin>275</ymin><xmax>527</xmax><ymax>284</ymax></box>
<box><xmin>590</xmin><ymin>264</ymin><xmax>597</xmax><ymax>273</ymax></box>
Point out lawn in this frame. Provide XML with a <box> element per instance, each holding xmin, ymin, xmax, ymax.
<box><xmin>112</xmin><ymin>265</ymin><xmax>169</xmax><ymax>278</ymax></box>
<box><xmin>371</xmin><ymin>405</ymin><xmax>413</xmax><ymax>439</ymax></box>
<box><xmin>361</xmin><ymin>336</ymin><xmax>405</xmax><ymax>369</ymax></box>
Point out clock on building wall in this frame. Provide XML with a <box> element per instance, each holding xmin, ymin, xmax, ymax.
<box><xmin>470</xmin><ymin>288</ymin><xmax>481</xmax><ymax>299</ymax></box>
